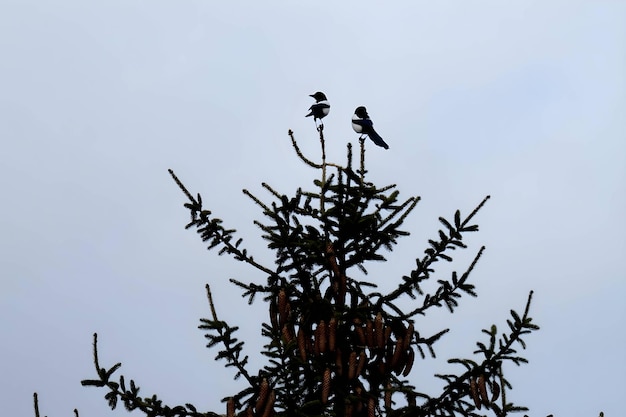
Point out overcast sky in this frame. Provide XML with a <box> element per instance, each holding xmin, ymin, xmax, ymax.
<box><xmin>1</xmin><ymin>1</ymin><xmax>624</xmax><ymax>417</ymax></box>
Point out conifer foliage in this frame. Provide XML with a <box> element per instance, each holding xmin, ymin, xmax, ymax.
<box><xmin>78</xmin><ymin>125</ymin><xmax>541</xmax><ymax>417</ymax></box>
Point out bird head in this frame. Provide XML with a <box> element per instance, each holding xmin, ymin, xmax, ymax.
<box><xmin>310</xmin><ymin>92</ymin><xmax>328</xmax><ymax>102</ymax></box>
<box><xmin>354</xmin><ymin>106</ymin><xmax>369</xmax><ymax>118</ymax></box>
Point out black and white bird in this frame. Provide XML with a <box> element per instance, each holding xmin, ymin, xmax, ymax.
<box><xmin>351</xmin><ymin>106</ymin><xmax>389</xmax><ymax>149</ymax></box>
<box><xmin>306</xmin><ymin>92</ymin><xmax>330</xmax><ymax>122</ymax></box>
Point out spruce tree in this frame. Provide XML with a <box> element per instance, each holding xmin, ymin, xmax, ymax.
<box><xmin>75</xmin><ymin>123</ymin><xmax>542</xmax><ymax>417</ymax></box>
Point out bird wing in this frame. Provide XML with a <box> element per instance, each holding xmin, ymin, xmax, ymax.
<box><xmin>307</xmin><ymin>102</ymin><xmax>330</xmax><ymax>118</ymax></box>
<box><xmin>352</xmin><ymin>117</ymin><xmax>373</xmax><ymax>132</ymax></box>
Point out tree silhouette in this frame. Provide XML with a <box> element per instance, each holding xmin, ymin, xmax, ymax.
<box><xmin>75</xmin><ymin>123</ymin><xmax>542</xmax><ymax>417</ymax></box>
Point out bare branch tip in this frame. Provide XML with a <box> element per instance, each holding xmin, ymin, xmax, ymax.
<box><xmin>206</xmin><ymin>284</ymin><xmax>219</xmax><ymax>320</ymax></box>
<box><xmin>33</xmin><ymin>393</ymin><xmax>40</xmax><ymax>417</ymax></box>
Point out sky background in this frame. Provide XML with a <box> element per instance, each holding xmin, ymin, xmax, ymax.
<box><xmin>1</xmin><ymin>1</ymin><xmax>625</xmax><ymax>416</ymax></box>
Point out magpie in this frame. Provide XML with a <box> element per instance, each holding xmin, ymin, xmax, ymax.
<box><xmin>351</xmin><ymin>106</ymin><xmax>389</xmax><ymax>149</ymax></box>
<box><xmin>306</xmin><ymin>92</ymin><xmax>330</xmax><ymax>122</ymax></box>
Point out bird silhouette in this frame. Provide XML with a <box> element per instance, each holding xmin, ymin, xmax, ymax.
<box><xmin>351</xmin><ymin>106</ymin><xmax>389</xmax><ymax>149</ymax></box>
<box><xmin>306</xmin><ymin>92</ymin><xmax>330</xmax><ymax>122</ymax></box>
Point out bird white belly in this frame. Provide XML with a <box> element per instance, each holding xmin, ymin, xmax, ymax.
<box><xmin>352</xmin><ymin>122</ymin><xmax>363</xmax><ymax>133</ymax></box>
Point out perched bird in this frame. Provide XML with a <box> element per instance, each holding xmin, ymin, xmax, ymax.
<box><xmin>306</xmin><ymin>92</ymin><xmax>330</xmax><ymax>122</ymax></box>
<box><xmin>351</xmin><ymin>106</ymin><xmax>389</xmax><ymax>149</ymax></box>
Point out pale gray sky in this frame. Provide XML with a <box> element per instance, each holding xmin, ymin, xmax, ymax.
<box><xmin>1</xmin><ymin>1</ymin><xmax>624</xmax><ymax>417</ymax></box>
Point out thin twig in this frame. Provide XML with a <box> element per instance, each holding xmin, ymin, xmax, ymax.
<box><xmin>168</xmin><ymin>169</ymin><xmax>196</xmax><ymax>203</ymax></box>
<box><xmin>462</xmin><ymin>195</ymin><xmax>491</xmax><ymax>227</ymax></box>
<box><xmin>319</xmin><ymin>124</ymin><xmax>327</xmax><ymax>214</ymax></box>
<box><xmin>288</xmin><ymin>130</ymin><xmax>322</xmax><ymax>169</ymax></box>
<box><xmin>206</xmin><ymin>284</ymin><xmax>219</xmax><ymax>321</ymax></box>
<box><xmin>359</xmin><ymin>137</ymin><xmax>366</xmax><ymax>182</ymax></box>
<box><xmin>33</xmin><ymin>393</ymin><xmax>40</xmax><ymax>417</ymax></box>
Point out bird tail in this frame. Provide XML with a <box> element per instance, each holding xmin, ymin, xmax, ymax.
<box><xmin>369</xmin><ymin>129</ymin><xmax>389</xmax><ymax>149</ymax></box>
